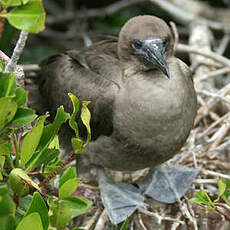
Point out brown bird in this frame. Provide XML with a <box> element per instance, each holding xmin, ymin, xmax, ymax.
<box><xmin>38</xmin><ymin>15</ymin><xmax>198</xmax><ymax>224</ymax></box>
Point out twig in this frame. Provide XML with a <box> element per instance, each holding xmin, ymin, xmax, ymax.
<box><xmin>216</xmin><ymin>34</ymin><xmax>230</xmax><ymax>55</ymax></box>
<box><xmin>81</xmin><ymin>208</ymin><xmax>102</xmax><ymax>230</ymax></box>
<box><xmin>201</xmin><ymin>169</ymin><xmax>230</xmax><ymax>179</ymax></box>
<box><xmin>193</xmin><ymin>179</ymin><xmax>217</xmax><ymax>184</ymax></box>
<box><xmin>138</xmin><ymin>212</ymin><xmax>148</xmax><ymax>230</ymax></box>
<box><xmin>38</xmin><ymin>153</ymin><xmax>76</xmax><ymax>187</ymax></box>
<box><xmin>177</xmin><ymin>43</ymin><xmax>230</xmax><ymax>67</ymax></box>
<box><xmin>94</xmin><ymin>209</ymin><xmax>108</xmax><ymax>230</ymax></box>
<box><xmin>169</xmin><ymin>21</ymin><xmax>179</xmax><ymax>54</ymax></box>
<box><xmin>3</xmin><ymin>30</ymin><xmax>29</xmax><ymax>88</ymax></box>
<box><xmin>195</xmin><ymin>83</ymin><xmax>230</xmax><ymax>124</ymax></box>
<box><xmin>198</xmin><ymin>112</ymin><xmax>230</xmax><ymax>138</ymax></box>
<box><xmin>198</xmin><ymin>67</ymin><xmax>230</xmax><ymax>81</ymax></box>
<box><xmin>22</xmin><ymin>64</ymin><xmax>40</xmax><ymax>72</ymax></box>
<box><xmin>179</xmin><ymin>202</ymin><xmax>198</xmax><ymax>230</ymax></box>
<box><xmin>215</xmin><ymin>203</ymin><xmax>230</xmax><ymax>221</ymax></box>
<box><xmin>138</xmin><ymin>207</ymin><xmax>184</xmax><ymax>225</ymax></box>
<box><xmin>78</xmin><ymin>182</ymin><xmax>99</xmax><ymax>191</ymax></box>
<box><xmin>148</xmin><ymin>0</ymin><xmax>230</xmax><ymax>30</ymax></box>
<box><xmin>209</xmin><ymin>121</ymin><xmax>230</xmax><ymax>148</ymax></box>
<box><xmin>196</xmin><ymin>89</ymin><xmax>230</xmax><ymax>105</ymax></box>
<box><xmin>4</xmin><ymin>31</ymin><xmax>28</xmax><ymax>73</ymax></box>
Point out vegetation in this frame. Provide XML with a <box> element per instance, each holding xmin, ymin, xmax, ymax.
<box><xmin>0</xmin><ymin>1</ymin><xmax>94</xmax><ymax>229</ymax></box>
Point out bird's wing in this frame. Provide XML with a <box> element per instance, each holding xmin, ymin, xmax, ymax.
<box><xmin>39</xmin><ymin>40</ymin><xmax>121</xmax><ymax>140</ymax></box>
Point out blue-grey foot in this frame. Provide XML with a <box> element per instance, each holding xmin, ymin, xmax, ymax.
<box><xmin>138</xmin><ymin>164</ymin><xmax>200</xmax><ymax>203</ymax></box>
<box><xmin>97</xmin><ymin>167</ymin><xmax>146</xmax><ymax>225</ymax></box>
<box><xmin>97</xmin><ymin>165</ymin><xmax>199</xmax><ymax>225</ymax></box>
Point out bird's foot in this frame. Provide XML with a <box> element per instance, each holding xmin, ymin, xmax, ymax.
<box><xmin>138</xmin><ymin>164</ymin><xmax>200</xmax><ymax>203</ymax></box>
<box><xmin>97</xmin><ymin>167</ymin><xmax>146</xmax><ymax>225</ymax></box>
<box><xmin>97</xmin><ymin>165</ymin><xmax>200</xmax><ymax>225</ymax></box>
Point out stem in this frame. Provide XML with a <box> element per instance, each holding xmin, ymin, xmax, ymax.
<box><xmin>38</xmin><ymin>153</ymin><xmax>76</xmax><ymax>187</ymax></box>
<box><xmin>4</xmin><ymin>30</ymin><xmax>28</xmax><ymax>73</ymax></box>
<box><xmin>14</xmin><ymin>134</ymin><xmax>20</xmax><ymax>168</ymax></box>
<box><xmin>6</xmin><ymin>156</ymin><xmax>14</xmax><ymax>169</ymax></box>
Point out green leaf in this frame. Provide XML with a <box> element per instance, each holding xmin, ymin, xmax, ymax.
<box><xmin>81</xmin><ymin>101</ymin><xmax>91</xmax><ymax>146</ymax></box>
<box><xmin>38</xmin><ymin>106</ymin><xmax>69</xmax><ymax>151</ymax></box>
<box><xmin>27</xmin><ymin>107</ymin><xmax>69</xmax><ymax>171</ymax></box>
<box><xmin>222</xmin><ymin>191</ymin><xmax>230</xmax><ymax>206</ymax></box>
<box><xmin>0</xmin><ymin>184</ymin><xmax>8</xmax><ymax>195</ymax></box>
<box><xmin>9</xmin><ymin>168</ymin><xmax>40</xmax><ymax>196</ymax></box>
<box><xmin>71</xmin><ymin>137</ymin><xmax>84</xmax><ymax>154</ymax></box>
<box><xmin>16</xmin><ymin>195</ymin><xmax>33</xmax><ymax>222</ymax></box>
<box><xmin>47</xmin><ymin>197</ymin><xmax>58</xmax><ymax>208</ymax></box>
<box><xmin>25</xmin><ymin>192</ymin><xmax>49</xmax><ymax>230</ymax></box>
<box><xmin>120</xmin><ymin>217</ymin><xmax>129</xmax><ymax>230</ymax></box>
<box><xmin>0</xmin><ymin>59</ymin><xmax>6</xmax><ymax>71</ymax></box>
<box><xmin>0</xmin><ymin>0</ymin><xmax>30</xmax><ymax>9</ymax></box>
<box><xmin>215</xmin><ymin>178</ymin><xmax>227</xmax><ymax>202</ymax></box>
<box><xmin>21</xmin><ymin>113</ymin><xmax>48</xmax><ymax>168</ymax></box>
<box><xmin>6</xmin><ymin>0</ymin><xmax>46</xmax><ymax>33</ymax></box>
<box><xmin>11</xmin><ymin>107</ymin><xmax>37</xmax><ymax>127</ymax></box>
<box><xmin>59</xmin><ymin>178</ymin><xmax>80</xmax><ymax>199</ymax></box>
<box><xmin>68</xmin><ymin>93</ymin><xmax>80</xmax><ymax>136</ymax></box>
<box><xmin>0</xmin><ymin>72</ymin><xmax>16</xmax><ymax>97</ymax></box>
<box><xmin>48</xmin><ymin>135</ymin><xmax>59</xmax><ymax>149</ymax></box>
<box><xmin>223</xmin><ymin>179</ymin><xmax>230</xmax><ymax>189</ymax></box>
<box><xmin>15</xmin><ymin>87</ymin><xmax>28</xmax><ymax>106</ymax></box>
<box><xmin>0</xmin><ymin>156</ymin><xmax>5</xmax><ymax>180</ymax></box>
<box><xmin>0</xmin><ymin>185</ymin><xmax>15</xmax><ymax>217</ymax></box>
<box><xmin>0</xmin><ymin>97</ymin><xmax>17</xmax><ymax>130</ymax></box>
<box><xmin>0</xmin><ymin>138</ymin><xmax>11</xmax><ymax>156</ymax></box>
<box><xmin>16</xmin><ymin>212</ymin><xmax>43</xmax><ymax>230</ymax></box>
<box><xmin>0</xmin><ymin>155</ymin><xmax>5</xmax><ymax>168</ymax></box>
<box><xmin>61</xmin><ymin>196</ymin><xmax>89</xmax><ymax>209</ymax></box>
<box><xmin>42</xmin><ymin>160</ymin><xmax>63</xmax><ymax>178</ymax></box>
<box><xmin>30</xmin><ymin>148</ymin><xmax>59</xmax><ymax>170</ymax></box>
<box><xmin>59</xmin><ymin>167</ymin><xmax>76</xmax><ymax>189</ymax></box>
<box><xmin>190</xmin><ymin>189</ymin><xmax>215</xmax><ymax>208</ymax></box>
<box><xmin>0</xmin><ymin>215</ymin><xmax>16</xmax><ymax>230</ymax></box>
<box><xmin>50</xmin><ymin>202</ymin><xmax>72</xmax><ymax>230</ymax></box>
<box><xmin>69</xmin><ymin>196</ymin><xmax>92</xmax><ymax>218</ymax></box>
<box><xmin>190</xmin><ymin>197</ymin><xmax>205</xmax><ymax>205</ymax></box>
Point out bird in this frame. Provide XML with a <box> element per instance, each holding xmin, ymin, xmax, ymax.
<box><xmin>37</xmin><ymin>15</ymin><xmax>198</xmax><ymax>224</ymax></box>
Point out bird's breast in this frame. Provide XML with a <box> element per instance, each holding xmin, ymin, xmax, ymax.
<box><xmin>113</xmin><ymin>66</ymin><xmax>197</xmax><ymax>160</ymax></box>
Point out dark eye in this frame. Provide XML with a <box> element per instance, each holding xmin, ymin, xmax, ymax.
<box><xmin>162</xmin><ymin>37</ymin><xmax>169</xmax><ymax>47</ymax></box>
<box><xmin>132</xmin><ymin>40</ymin><xmax>143</xmax><ymax>50</ymax></box>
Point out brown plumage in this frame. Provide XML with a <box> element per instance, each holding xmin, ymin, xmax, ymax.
<box><xmin>38</xmin><ymin>15</ymin><xmax>197</xmax><ymax>172</ymax></box>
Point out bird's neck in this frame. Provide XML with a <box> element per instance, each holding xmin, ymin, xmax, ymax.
<box><xmin>120</xmin><ymin>60</ymin><xmax>150</xmax><ymax>82</ymax></box>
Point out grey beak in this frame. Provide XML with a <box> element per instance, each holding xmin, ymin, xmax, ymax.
<box><xmin>132</xmin><ymin>37</ymin><xmax>170</xmax><ymax>79</ymax></box>
<box><xmin>144</xmin><ymin>38</ymin><xmax>170</xmax><ymax>79</ymax></box>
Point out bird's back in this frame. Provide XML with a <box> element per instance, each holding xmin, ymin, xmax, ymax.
<box><xmin>38</xmin><ymin>39</ymin><xmax>120</xmax><ymax>141</ymax></box>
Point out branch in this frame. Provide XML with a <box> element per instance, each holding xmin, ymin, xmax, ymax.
<box><xmin>4</xmin><ymin>31</ymin><xmax>28</xmax><ymax>73</ymax></box>
<box><xmin>148</xmin><ymin>0</ymin><xmax>230</xmax><ymax>30</ymax></box>
<box><xmin>46</xmin><ymin>0</ymin><xmax>146</xmax><ymax>25</ymax></box>
<box><xmin>2</xmin><ymin>31</ymin><xmax>29</xmax><ymax>87</ymax></box>
<box><xmin>177</xmin><ymin>44</ymin><xmax>230</xmax><ymax>67</ymax></box>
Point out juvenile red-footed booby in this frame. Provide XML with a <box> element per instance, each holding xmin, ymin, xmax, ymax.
<box><xmin>38</xmin><ymin>15</ymin><xmax>198</xmax><ymax>224</ymax></box>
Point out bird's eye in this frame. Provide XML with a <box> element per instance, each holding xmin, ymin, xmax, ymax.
<box><xmin>132</xmin><ymin>40</ymin><xmax>143</xmax><ymax>50</ymax></box>
<box><xmin>162</xmin><ymin>37</ymin><xmax>169</xmax><ymax>47</ymax></box>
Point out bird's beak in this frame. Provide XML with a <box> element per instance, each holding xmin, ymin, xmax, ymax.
<box><xmin>143</xmin><ymin>38</ymin><xmax>170</xmax><ymax>79</ymax></box>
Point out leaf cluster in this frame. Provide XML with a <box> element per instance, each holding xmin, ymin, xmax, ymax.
<box><xmin>190</xmin><ymin>178</ymin><xmax>230</xmax><ymax>209</ymax></box>
<box><xmin>0</xmin><ymin>0</ymin><xmax>45</xmax><ymax>33</ymax></box>
<box><xmin>0</xmin><ymin>71</ymin><xmax>92</xmax><ymax>229</ymax></box>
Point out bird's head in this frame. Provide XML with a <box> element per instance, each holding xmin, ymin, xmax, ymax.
<box><xmin>118</xmin><ymin>15</ymin><xmax>173</xmax><ymax>79</ymax></box>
